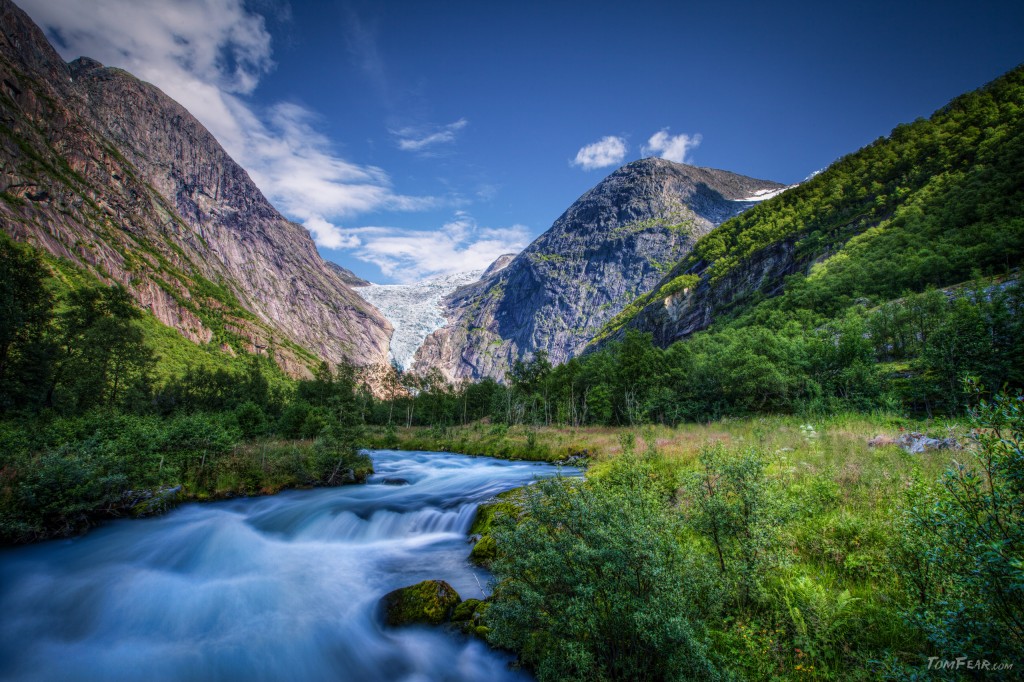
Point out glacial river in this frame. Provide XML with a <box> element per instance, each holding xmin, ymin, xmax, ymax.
<box><xmin>0</xmin><ymin>450</ymin><xmax>575</xmax><ymax>681</ymax></box>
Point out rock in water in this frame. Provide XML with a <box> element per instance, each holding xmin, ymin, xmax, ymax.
<box><xmin>380</xmin><ymin>580</ymin><xmax>461</xmax><ymax>626</ymax></box>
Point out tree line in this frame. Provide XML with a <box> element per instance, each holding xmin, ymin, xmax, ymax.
<box><xmin>362</xmin><ymin>283</ymin><xmax>1023</xmax><ymax>429</ymax></box>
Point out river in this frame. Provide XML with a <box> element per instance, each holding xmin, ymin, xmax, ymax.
<box><xmin>0</xmin><ymin>450</ymin><xmax>575</xmax><ymax>682</ymax></box>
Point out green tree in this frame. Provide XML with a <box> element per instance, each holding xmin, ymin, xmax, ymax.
<box><xmin>50</xmin><ymin>285</ymin><xmax>153</xmax><ymax>411</ymax></box>
<box><xmin>684</xmin><ymin>443</ymin><xmax>784</xmax><ymax>607</ymax></box>
<box><xmin>0</xmin><ymin>237</ymin><xmax>53</xmax><ymax>410</ymax></box>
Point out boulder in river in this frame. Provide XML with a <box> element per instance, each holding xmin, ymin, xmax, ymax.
<box><xmin>381</xmin><ymin>580</ymin><xmax>461</xmax><ymax>626</ymax></box>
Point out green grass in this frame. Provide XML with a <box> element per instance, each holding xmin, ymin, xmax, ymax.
<box><xmin>390</xmin><ymin>415</ymin><xmax>963</xmax><ymax>680</ymax></box>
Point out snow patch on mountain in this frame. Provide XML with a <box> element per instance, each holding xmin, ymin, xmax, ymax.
<box><xmin>730</xmin><ymin>185</ymin><xmax>796</xmax><ymax>202</ymax></box>
<box><xmin>355</xmin><ymin>270</ymin><xmax>484</xmax><ymax>370</ymax></box>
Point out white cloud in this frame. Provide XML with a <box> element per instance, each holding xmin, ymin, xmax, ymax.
<box><xmin>20</xmin><ymin>0</ymin><xmax>436</xmax><ymax>248</ymax></box>
<box><xmin>571</xmin><ymin>136</ymin><xmax>627</xmax><ymax>170</ymax></box>
<box><xmin>302</xmin><ymin>216</ymin><xmax>361</xmax><ymax>250</ymax></box>
<box><xmin>643</xmin><ymin>129</ymin><xmax>702</xmax><ymax>164</ymax></box>
<box><xmin>393</xmin><ymin>118</ymin><xmax>468</xmax><ymax>152</ymax></box>
<box><xmin>337</xmin><ymin>213</ymin><xmax>530</xmax><ymax>283</ymax></box>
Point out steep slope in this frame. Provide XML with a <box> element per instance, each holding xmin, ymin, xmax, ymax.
<box><xmin>413</xmin><ymin>158</ymin><xmax>785</xmax><ymax>380</ymax></box>
<box><xmin>600</xmin><ymin>65</ymin><xmax>1024</xmax><ymax>348</ymax></box>
<box><xmin>0</xmin><ymin>0</ymin><xmax>391</xmax><ymax>375</ymax></box>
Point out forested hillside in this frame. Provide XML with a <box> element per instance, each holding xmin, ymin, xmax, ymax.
<box><xmin>599</xmin><ymin>65</ymin><xmax>1024</xmax><ymax>348</ymax></box>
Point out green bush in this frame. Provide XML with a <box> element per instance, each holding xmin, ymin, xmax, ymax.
<box><xmin>487</xmin><ymin>454</ymin><xmax>722</xmax><ymax>682</ymax></box>
<box><xmin>896</xmin><ymin>391</ymin><xmax>1024</xmax><ymax>661</ymax></box>
<box><xmin>234</xmin><ymin>401</ymin><xmax>267</xmax><ymax>439</ymax></box>
<box><xmin>683</xmin><ymin>443</ymin><xmax>785</xmax><ymax>607</ymax></box>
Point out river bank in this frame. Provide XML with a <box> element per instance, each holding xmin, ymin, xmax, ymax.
<box><xmin>364</xmin><ymin>412</ymin><xmax>959</xmax><ymax>471</ymax></box>
<box><xmin>0</xmin><ymin>450</ymin><xmax>569</xmax><ymax>681</ymax></box>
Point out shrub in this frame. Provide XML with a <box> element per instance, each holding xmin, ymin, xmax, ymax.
<box><xmin>682</xmin><ymin>443</ymin><xmax>785</xmax><ymax>607</ymax></box>
<box><xmin>234</xmin><ymin>401</ymin><xmax>267</xmax><ymax>439</ymax></box>
<box><xmin>896</xmin><ymin>391</ymin><xmax>1024</xmax><ymax>661</ymax></box>
<box><xmin>487</xmin><ymin>454</ymin><xmax>722</xmax><ymax>682</ymax></box>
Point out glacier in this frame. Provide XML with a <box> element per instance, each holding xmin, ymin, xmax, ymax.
<box><xmin>354</xmin><ymin>270</ymin><xmax>484</xmax><ymax>370</ymax></box>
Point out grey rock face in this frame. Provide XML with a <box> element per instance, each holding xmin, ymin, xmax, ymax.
<box><xmin>616</xmin><ymin>238</ymin><xmax>802</xmax><ymax>349</ymax></box>
<box><xmin>414</xmin><ymin>158</ymin><xmax>784</xmax><ymax>381</ymax></box>
<box><xmin>480</xmin><ymin>253</ymin><xmax>516</xmax><ymax>279</ymax></box>
<box><xmin>0</xmin><ymin>0</ymin><xmax>391</xmax><ymax>374</ymax></box>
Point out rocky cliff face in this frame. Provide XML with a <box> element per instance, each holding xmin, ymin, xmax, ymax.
<box><xmin>613</xmin><ymin>238</ymin><xmax>802</xmax><ymax>348</ymax></box>
<box><xmin>0</xmin><ymin>0</ymin><xmax>391</xmax><ymax>374</ymax></box>
<box><xmin>413</xmin><ymin>158</ymin><xmax>784</xmax><ymax>380</ymax></box>
<box><xmin>327</xmin><ymin>262</ymin><xmax>371</xmax><ymax>288</ymax></box>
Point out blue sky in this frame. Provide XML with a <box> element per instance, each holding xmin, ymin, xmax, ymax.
<box><xmin>22</xmin><ymin>0</ymin><xmax>1024</xmax><ymax>283</ymax></box>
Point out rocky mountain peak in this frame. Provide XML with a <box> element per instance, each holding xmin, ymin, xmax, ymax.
<box><xmin>481</xmin><ymin>253</ymin><xmax>517</xmax><ymax>279</ymax></box>
<box><xmin>0</xmin><ymin>0</ymin><xmax>69</xmax><ymax>84</ymax></box>
<box><xmin>68</xmin><ymin>56</ymin><xmax>104</xmax><ymax>79</ymax></box>
<box><xmin>413</xmin><ymin>159</ymin><xmax>785</xmax><ymax>381</ymax></box>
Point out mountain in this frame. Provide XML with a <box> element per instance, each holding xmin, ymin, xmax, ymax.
<box><xmin>413</xmin><ymin>158</ymin><xmax>785</xmax><ymax>380</ymax></box>
<box><xmin>600</xmin><ymin>65</ymin><xmax>1024</xmax><ymax>349</ymax></box>
<box><xmin>326</xmin><ymin>262</ymin><xmax>371</xmax><ymax>288</ymax></box>
<box><xmin>480</xmin><ymin>253</ymin><xmax>516</xmax><ymax>279</ymax></box>
<box><xmin>0</xmin><ymin>0</ymin><xmax>391</xmax><ymax>376</ymax></box>
<box><xmin>354</xmin><ymin>269</ymin><xmax>487</xmax><ymax>371</ymax></box>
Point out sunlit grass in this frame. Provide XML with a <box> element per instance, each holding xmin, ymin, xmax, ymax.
<box><xmin>370</xmin><ymin>415</ymin><xmax>968</xmax><ymax>679</ymax></box>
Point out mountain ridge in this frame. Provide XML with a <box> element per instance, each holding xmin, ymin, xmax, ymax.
<box><xmin>0</xmin><ymin>0</ymin><xmax>392</xmax><ymax>375</ymax></box>
<box><xmin>598</xmin><ymin>64</ymin><xmax>1024</xmax><ymax>351</ymax></box>
<box><xmin>412</xmin><ymin>157</ymin><xmax>785</xmax><ymax>380</ymax></box>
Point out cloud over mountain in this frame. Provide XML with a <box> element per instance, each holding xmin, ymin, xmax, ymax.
<box><xmin>572</xmin><ymin>135</ymin><xmax>628</xmax><ymax>170</ymax></box>
<box><xmin>19</xmin><ymin>0</ymin><xmax>437</xmax><ymax>252</ymax></box>
<box><xmin>643</xmin><ymin>129</ymin><xmax>702</xmax><ymax>163</ymax></box>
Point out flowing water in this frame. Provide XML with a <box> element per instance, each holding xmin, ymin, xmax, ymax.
<box><xmin>0</xmin><ymin>450</ymin><xmax>575</xmax><ymax>682</ymax></box>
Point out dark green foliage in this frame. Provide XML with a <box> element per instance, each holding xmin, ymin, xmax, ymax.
<box><xmin>487</xmin><ymin>454</ymin><xmax>722</xmax><ymax>682</ymax></box>
<box><xmin>0</xmin><ymin>270</ymin><xmax>157</xmax><ymax>414</ymax></box>
<box><xmin>48</xmin><ymin>285</ymin><xmax>155</xmax><ymax>412</ymax></box>
<box><xmin>234</xmin><ymin>401</ymin><xmax>267</xmax><ymax>439</ymax></box>
<box><xmin>896</xmin><ymin>391</ymin><xmax>1024</xmax><ymax>662</ymax></box>
<box><xmin>0</xmin><ymin>235</ymin><xmax>53</xmax><ymax>411</ymax></box>
<box><xmin>310</xmin><ymin>422</ymin><xmax>372</xmax><ymax>486</ymax></box>
<box><xmin>154</xmin><ymin>356</ymin><xmax>280</xmax><ymax>415</ymax></box>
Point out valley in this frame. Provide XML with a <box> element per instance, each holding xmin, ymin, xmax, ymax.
<box><xmin>1</xmin><ymin>0</ymin><xmax>1022</xmax><ymax>680</ymax></box>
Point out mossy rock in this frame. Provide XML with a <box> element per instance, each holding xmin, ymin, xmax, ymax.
<box><xmin>381</xmin><ymin>580</ymin><xmax>461</xmax><ymax>626</ymax></box>
<box><xmin>451</xmin><ymin>598</ymin><xmax>482</xmax><ymax>622</ymax></box>
<box><xmin>450</xmin><ymin>598</ymin><xmax>492</xmax><ymax>641</ymax></box>
<box><xmin>469</xmin><ymin>534</ymin><xmax>497</xmax><ymax>566</ymax></box>
<box><xmin>469</xmin><ymin>489</ymin><xmax>523</xmax><ymax>536</ymax></box>
<box><xmin>129</xmin><ymin>485</ymin><xmax>181</xmax><ymax>517</ymax></box>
